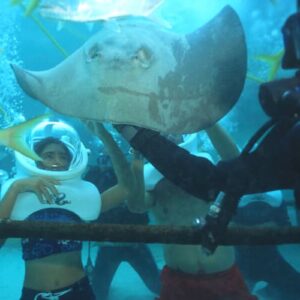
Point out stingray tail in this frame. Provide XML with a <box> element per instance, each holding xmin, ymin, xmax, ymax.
<box><xmin>0</xmin><ymin>114</ymin><xmax>50</xmax><ymax>161</ymax></box>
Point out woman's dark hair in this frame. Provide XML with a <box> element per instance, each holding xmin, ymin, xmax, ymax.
<box><xmin>34</xmin><ymin>137</ymin><xmax>72</xmax><ymax>163</ymax></box>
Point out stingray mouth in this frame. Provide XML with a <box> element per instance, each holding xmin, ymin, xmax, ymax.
<box><xmin>97</xmin><ymin>85</ymin><xmax>152</xmax><ymax>98</ymax></box>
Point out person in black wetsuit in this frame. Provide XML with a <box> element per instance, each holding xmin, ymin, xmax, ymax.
<box><xmin>84</xmin><ymin>162</ymin><xmax>161</xmax><ymax>300</ymax></box>
<box><xmin>115</xmin><ymin>118</ymin><xmax>300</xmax><ymax>204</ymax></box>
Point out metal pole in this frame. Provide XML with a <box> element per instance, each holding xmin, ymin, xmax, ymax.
<box><xmin>1</xmin><ymin>220</ymin><xmax>300</xmax><ymax>245</ymax></box>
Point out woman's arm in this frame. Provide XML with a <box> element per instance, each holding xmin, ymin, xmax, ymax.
<box><xmin>205</xmin><ymin>123</ymin><xmax>240</xmax><ymax>160</ymax></box>
<box><xmin>0</xmin><ymin>182</ymin><xmax>20</xmax><ymax>247</ymax></box>
<box><xmin>0</xmin><ymin>181</ymin><xmax>21</xmax><ymax>220</ymax></box>
<box><xmin>85</xmin><ymin>122</ymin><xmax>136</xmax><ymax>212</ymax></box>
<box><xmin>0</xmin><ymin>177</ymin><xmax>59</xmax><ymax>246</ymax></box>
<box><xmin>0</xmin><ymin>177</ymin><xmax>59</xmax><ymax>218</ymax></box>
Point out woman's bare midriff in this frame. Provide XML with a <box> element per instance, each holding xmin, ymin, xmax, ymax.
<box><xmin>24</xmin><ymin>251</ymin><xmax>85</xmax><ymax>290</ymax></box>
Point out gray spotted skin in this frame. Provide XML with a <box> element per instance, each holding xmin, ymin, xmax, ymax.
<box><xmin>12</xmin><ymin>6</ymin><xmax>246</xmax><ymax>134</ymax></box>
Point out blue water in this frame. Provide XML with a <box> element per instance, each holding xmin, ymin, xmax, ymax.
<box><xmin>1</xmin><ymin>0</ymin><xmax>300</xmax><ymax>299</ymax></box>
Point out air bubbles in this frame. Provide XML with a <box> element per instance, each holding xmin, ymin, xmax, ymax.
<box><xmin>0</xmin><ymin>4</ymin><xmax>23</xmax><ymax>116</ymax></box>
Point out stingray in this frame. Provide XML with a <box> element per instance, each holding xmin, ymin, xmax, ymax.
<box><xmin>12</xmin><ymin>5</ymin><xmax>247</xmax><ymax>134</ymax></box>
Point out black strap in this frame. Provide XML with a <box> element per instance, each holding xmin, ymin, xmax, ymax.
<box><xmin>202</xmin><ymin>117</ymin><xmax>288</xmax><ymax>254</ymax></box>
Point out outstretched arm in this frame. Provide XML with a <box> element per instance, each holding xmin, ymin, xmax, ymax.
<box><xmin>206</xmin><ymin>123</ymin><xmax>240</xmax><ymax>160</ymax></box>
<box><xmin>85</xmin><ymin>122</ymin><xmax>136</xmax><ymax>212</ymax></box>
<box><xmin>116</xmin><ymin>126</ymin><xmax>223</xmax><ymax>201</ymax></box>
<box><xmin>116</xmin><ymin>123</ymin><xmax>242</xmax><ymax>200</ymax></box>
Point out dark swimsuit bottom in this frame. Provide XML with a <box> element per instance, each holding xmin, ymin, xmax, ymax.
<box><xmin>20</xmin><ymin>276</ymin><xmax>95</xmax><ymax>300</ymax></box>
<box><xmin>22</xmin><ymin>208</ymin><xmax>82</xmax><ymax>261</ymax></box>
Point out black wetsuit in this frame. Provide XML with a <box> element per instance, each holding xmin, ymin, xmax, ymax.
<box><xmin>84</xmin><ymin>166</ymin><xmax>161</xmax><ymax>300</ymax></box>
<box><xmin>129</xmin><ymin>119</ymin><xmax>300</xmax><ymax>200</ymax></box>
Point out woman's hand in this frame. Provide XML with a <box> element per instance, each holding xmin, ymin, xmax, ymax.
<box><xmin>10</xmin><ymin>177</ymin><xmax>60</xmax><ymax>204</ymax></box>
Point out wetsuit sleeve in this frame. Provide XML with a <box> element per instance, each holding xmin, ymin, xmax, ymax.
<box><xmin>130</xmin><ymin>129</ymin><xmax>223</xmax><ymax>201</ymax></box>
<box><xmin>129</xmin><ymin>128</ymin><xmax>273</xmax><ymax>199</ymax></box>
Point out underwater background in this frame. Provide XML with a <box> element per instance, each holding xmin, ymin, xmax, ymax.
<box><xmin>1</xmin><ymin>0</ymin><xmax>300</xmax><ymax>299</ymax></box>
